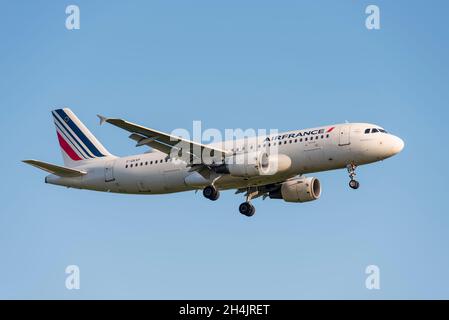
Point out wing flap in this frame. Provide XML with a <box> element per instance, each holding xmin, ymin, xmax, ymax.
<box><xmin>128</xmin><ymin>133</ymin><xmax>172</xmax><ymax>153</ymax></box>
<box><xmin>23</xmin><ymin>160</ymin><xmax>87</xmax><ymax>177</ymax></box>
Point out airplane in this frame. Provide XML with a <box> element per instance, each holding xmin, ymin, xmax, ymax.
<box><xmin>23</xmin><ymin>108</ymin><xmax>404</xmax><ymax>217</ymax></box>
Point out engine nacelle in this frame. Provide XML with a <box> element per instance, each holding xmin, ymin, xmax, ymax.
<box><xmin>269</xmin><ymin>177</ymin><xmax>321</xmax><ymax>203</ymax></box>
<box><xmin>215</xmin><ymin>152</ymin><xmax>291</xmax><ymax>177</ymax></box>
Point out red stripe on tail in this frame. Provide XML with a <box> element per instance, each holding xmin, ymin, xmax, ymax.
<box><xmin>57</xmin><ymin>131</ymin><xmax>82</xmax><ymax>161</ymax></box>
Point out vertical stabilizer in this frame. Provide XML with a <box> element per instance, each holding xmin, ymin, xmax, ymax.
<box><xmin>52</xmin><ymin>108</ymin><xmax>113</xmax><ymax>167</ymax></box>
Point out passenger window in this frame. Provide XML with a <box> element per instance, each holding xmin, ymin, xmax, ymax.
<box><xmin>130</xmin><ymin>164</ymin><xmax>133</xmax><ymax>168</ymax></box>
<box><xmin>284</xmin><ymin>141</ymin><xmax>287</xmax><ymax>144</ymax></box>
<box><xmin>300</xmin><ymin>138</ymin><xmax>303</xmax><ymax>142</ymax></box>
<box><xmin>305</xmin><ymin>138</ymin><xmax>308</xmax><ymax>141</ymax></box>
<box><xmin>294</xmin><ymin>139</ymin><xmax>297</xmax><ymax>143</ymax></box>
<box><xmin>125</xmin><ymin>165</ymin><xmax>128</xmax><ymax>168</ymax></box>
<box><xmin>326</xmin><ymin>134</ymin><xmax>329</xmax><ymax>138</ymax></box>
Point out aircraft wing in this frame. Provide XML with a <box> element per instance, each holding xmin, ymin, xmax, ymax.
<box><xmin>98</xmin><ymin>115</ymin><xmax>231</xmax><ymax>164</ymax></box>
<box><xmin>22</xmin><ymin>160</ymin><xmax>87</xmax><ymax>177</ymax></box>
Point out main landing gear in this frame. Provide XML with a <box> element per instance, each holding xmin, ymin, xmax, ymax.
<box><xmin>203</xmin><ymin>185</ymin><xmax>256</xmax><ymax>217</ymax></box>
<box><xmin>347</xmin><ymin>163</ymin><xmax>360</xmax><ymax>190</ymax></box>
<box><xmin>239</xmin><ymin>188</ymin><xmax>257</xmax><ymax>217</ymax></box>
<box><xmin>239</xmin><ymin>201</ymin><xmax>255</xmax><ymax>217</ymax></box>
<box><xmin>203</xmin><ymin>185</ymin><xmax>220</xmax><ymax>201</ymax></box>
<box><xmin>202</xmin><ymin>185</ymin><xmax>256</xmax><ymax>216</ymax></box>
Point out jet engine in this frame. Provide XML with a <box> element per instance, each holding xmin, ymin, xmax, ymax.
<box><xmin>269</xmin><ymin>177</ymin><xmax>321</xmax><ymax>202</ymax></box>
<box><xmin>215</xmin><ymin>152</ymin><xmax>291</xmax><ymax>177</ymax></box>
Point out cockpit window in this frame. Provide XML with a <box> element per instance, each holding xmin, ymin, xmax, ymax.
<box><xmin>365</xmin><ymin>127</ymin><xmax>388</xmax><ymax>134</ymax></box>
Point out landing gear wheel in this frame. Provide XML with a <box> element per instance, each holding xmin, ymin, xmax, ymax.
<box><xmin>346</xmin><ymin>163</ymin><xmax>360</xmax><ymax>190</ymax></box>
<box><xmin>203</xmin><ymin>186</ymin><xmax>220</xmax><ymax>201</ymax></box>
<box><xmin>239</xmin><ymin>202</ymin><xmax>255</xmax><ymax>217</ymax></box>
<box><xmin>349</xmin><ymin>179</ymin><xmax>360</xmax><ymax>189</ymax></box>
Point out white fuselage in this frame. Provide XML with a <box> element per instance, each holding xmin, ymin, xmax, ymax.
<box><xmin>45</xmin><ymin>123</ymin><xmax>404</xmax><ymax>194</ymax></box>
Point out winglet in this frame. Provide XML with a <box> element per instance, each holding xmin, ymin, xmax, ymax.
<box><xmin>97</xmin><ymin>114</ymin><xmax>108</xmax><ymax>126</ymax></box>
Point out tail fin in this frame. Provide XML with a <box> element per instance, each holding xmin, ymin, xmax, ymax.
<box><xmin>52</xmin><ymin>108</ymin><xmax>113</xmax><ymax>167</ymax></box>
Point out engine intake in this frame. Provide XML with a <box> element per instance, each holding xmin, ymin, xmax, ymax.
<box><xmin>269</xmin><ymin>177</ymin><xmax>321</xmax><ymax>202</ymax></box>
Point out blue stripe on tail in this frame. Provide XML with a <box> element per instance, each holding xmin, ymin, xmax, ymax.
<box><xmin>53</xmin><ymin>111</ymin><xmax>93</xmax><ymax>158</ymax></box>
<box><xmin>54</xmin><ymin>109</ymin><xmax>105</xmax><ymax>157</ymax></box>
<box><xmin>54</xmin><ymin>120</ymin><xmax>89</xmax><ymax>160</ymax></box>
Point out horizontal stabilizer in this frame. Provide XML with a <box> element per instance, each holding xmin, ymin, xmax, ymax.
<box><xmin>22</xmin><ymin>160</ymin><xmax>87</xmax><ymax>177</ymax></box>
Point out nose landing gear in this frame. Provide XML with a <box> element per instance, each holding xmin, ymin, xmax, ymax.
<box><xmin>347</xmin><ymin>163</ymin><xmax>360</xmax><ymax>189</ymax></box>
<box><xmin>349</xmin><ymin>179</ymin><xmax>360</xmax><ymax>189</ymax></box>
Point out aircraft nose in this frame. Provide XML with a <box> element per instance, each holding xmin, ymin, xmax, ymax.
<box><xmin>390</xmin><ymin>135</ymin><xmax>405</xmax><ymax>155</ymax></box>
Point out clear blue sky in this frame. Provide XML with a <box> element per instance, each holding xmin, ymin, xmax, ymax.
<box><xmin>1</xmin><ymin>0</ymin><xmax>448</xmax><ymax>299</ymax></box>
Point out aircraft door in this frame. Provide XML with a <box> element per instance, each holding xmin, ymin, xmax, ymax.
<box><xmin>338</xmin><ymin>125</ymin><xmax>351</xmax><ymax>146</ymax></box>
<box><xmin>105</xmin><ymin>160</ymin><xmax>115</xmax><ymax>182</ymax></box>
